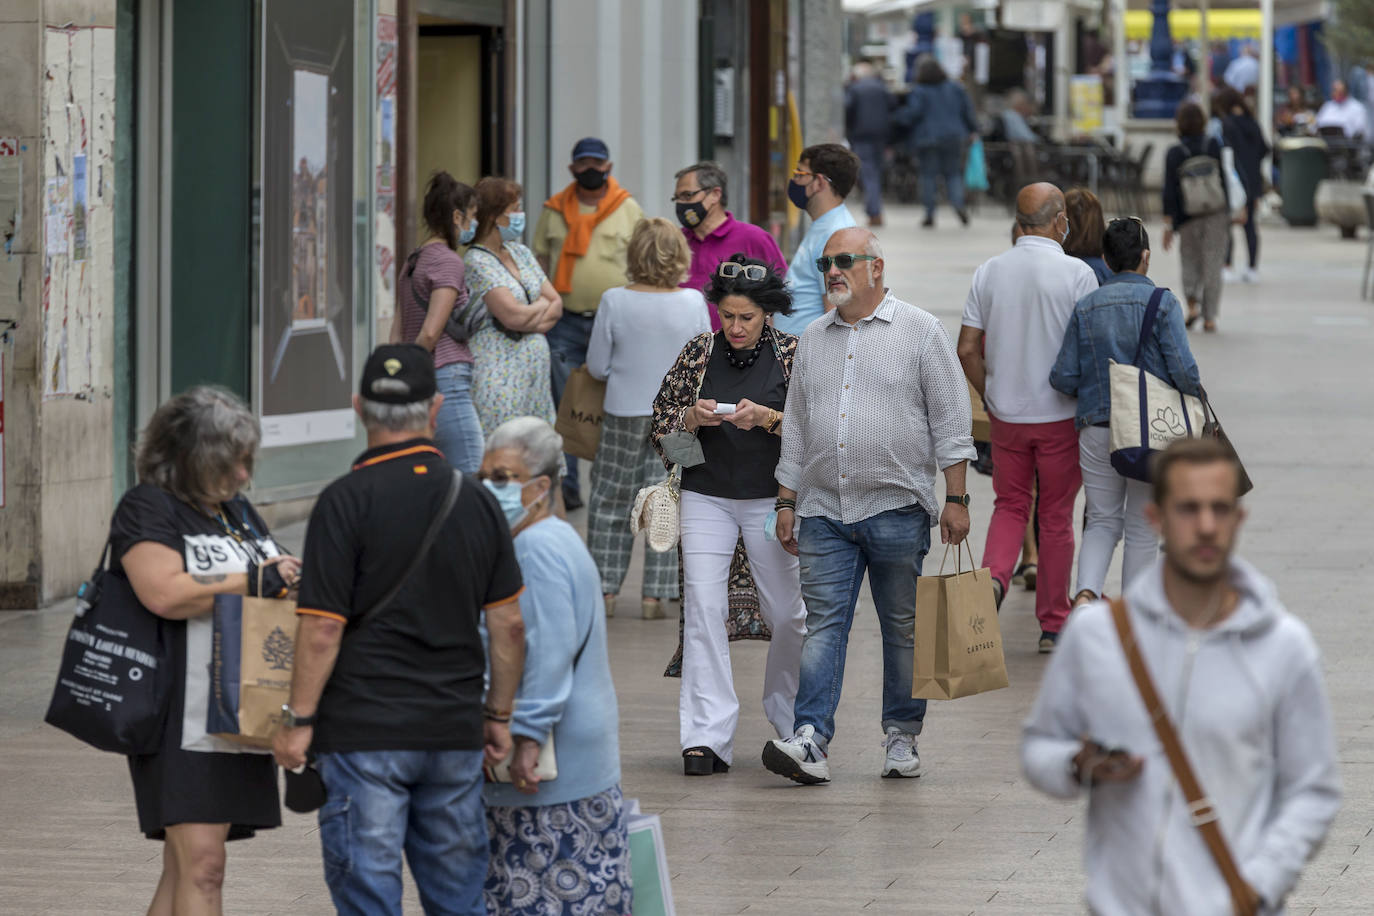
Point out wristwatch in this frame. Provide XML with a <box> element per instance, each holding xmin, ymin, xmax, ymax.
<box><xmin>280</xmin><ymin>704</ymin><xmax>318</xmax><ymax>728</ymax></box>
<box><xmin>946</xmin><ymin>493</ymin><xmax>971</xmax><ymax>507</ymax></box>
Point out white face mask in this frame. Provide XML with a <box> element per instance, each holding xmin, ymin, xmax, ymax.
<box><xmin>1061</xmin><ymin>218</ymin><xmax>1071</xmax><ymax>244</ymax></box>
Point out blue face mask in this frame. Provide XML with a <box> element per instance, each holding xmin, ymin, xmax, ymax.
<box><xmin>499</xmin><ymin>211</ymin><xmax>526</xmax><ymax>242</ymax></box>
<box><xmin>483</xmin><ymin>478</ymin><xmax>542</xmax><ymax>528</ymax></box>
<box><xmin>459</xmin><ymin>218</ymin><xmax>477</xmax><ymax>245</ymax></box>
<box><xmin>763</xmin><ymin>509</ymin><xmax>779</xmax><ymax>541</ymax></box>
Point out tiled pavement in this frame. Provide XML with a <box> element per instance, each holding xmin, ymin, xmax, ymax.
<box><xmin>3</xmin><ymin>203</ymin><xmax>1373</xmax><ymax>914</ymax></box>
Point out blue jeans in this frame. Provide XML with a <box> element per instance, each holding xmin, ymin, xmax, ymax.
<box><xmin>851</xmin><ymin>137</ymin><xmax>885</xmax><ymax>218</ymax></box>
<box><xmin>546</xmin><ymin>311</ymin><xmax>596</xmax><ymax>499</ymax></box>
<box><xmin>917</xmin><ymin>137</ymin><xmax>966</xmax><ymax>216</ymax></box>
<box><xmin>316</xmin><ymin>749</ymin><xmax>488</xmax><ymax>916</ymax></box>
<box><xmin>793</xmin><ymin>506</ymin><xmax>931</xmax><ymax>744</ymax></box>
<box><xmin>433</xmin><ymin>362</ymin><xmax>484</xmax><ymax>474</ymax></box>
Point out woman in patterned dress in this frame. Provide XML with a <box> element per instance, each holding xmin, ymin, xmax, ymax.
<box><xmin>480</xmin><ymin>418</ymin><xmax>632</xmax><ymax>916</ymax></box>
<box><xmin>464</xmin><ymin>177</ymin><xmax>564</xmax><ymax>435</ymax></box>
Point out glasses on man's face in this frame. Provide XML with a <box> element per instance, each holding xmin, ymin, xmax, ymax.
<box><xmin>815</xmin><ymin>253</ymin><xmax>877</xmax><ymax>273</ymax></box>
<box><xmin>671</xmin><ymin>187</ymin><xmax>709</xmax><ymax>204</ymax></box>
<box><xmin>718</xmin><ymin>262</ymin><xmax>769</xmax><ymax>281</ymax></box>
<box><xmin>791</xmin><ymin>168</ymin><xmax>831</xmax><ymax>184</ymax></box>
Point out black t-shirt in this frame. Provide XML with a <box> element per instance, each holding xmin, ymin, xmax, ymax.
<box><xmin>682</xmin><ymin>339</ymin><xmax>787</xmax><ymax>500</ymax></box>
<box><xmin>297</xmin><ymin>439</ymin><xmax>524</xmax><ymax>753</ymax></box>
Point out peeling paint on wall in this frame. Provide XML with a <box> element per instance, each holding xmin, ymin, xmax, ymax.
<box><xmin>42</xmin><ymin>25</ymin><xmax>115</xmax><ymax>400</ymax></box>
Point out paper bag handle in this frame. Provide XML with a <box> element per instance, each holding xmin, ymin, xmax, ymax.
<box><xmin>935</xmin><ymin>540</ymin><xmax>978</xmax><ymax>576</ymax></box>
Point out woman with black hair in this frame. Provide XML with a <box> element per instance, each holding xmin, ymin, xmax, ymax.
<box><xmin>650</xmin><ymin>255</ymin><xmax>807</xmax><ymax>777</ymax></box>
<box><xmin>391</xmin><ymin>171</ymin><xmax>484</xmax><ymax>471</ymax></box>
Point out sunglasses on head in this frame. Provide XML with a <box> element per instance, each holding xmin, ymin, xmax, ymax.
<box><xmin>1111</xmin><ymin>216</ymin><xmax>1147</xmax><ymax>244</ymax></box>
<box><xmin>815</xmin><ymin>253</ymin><xmax>877</xmax><ymax>273</ymax></box>
<box><xmin>717</xmin><ymin>262</ymin><xmax>769</xmax><ymax>281</ymax></box>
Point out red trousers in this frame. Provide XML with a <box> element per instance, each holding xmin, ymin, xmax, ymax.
<box><xmin>980</xmin><ymin>415</ymin><xmax>1082</xmax><ymax>633</ymax></box>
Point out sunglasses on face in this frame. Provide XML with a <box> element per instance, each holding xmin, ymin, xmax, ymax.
<box><xmin>718</xmin><ymin>262</ymin><xmax>769</xmax><ymax>281</ymax></box>
<box><xmin>815</xmin><ymin>253</ymin><xmax>877</xmax><ymax>273</ymax></box>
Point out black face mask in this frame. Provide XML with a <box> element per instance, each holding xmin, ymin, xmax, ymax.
<box><xmin>575</xmin><ymin>168</ymin><xmax>608</xmax><ymax>191</ymax></box>
<box><xmin>676</xmin><ymin>200</ymin><xmax>708</xmax><ymax>229</ymax></box>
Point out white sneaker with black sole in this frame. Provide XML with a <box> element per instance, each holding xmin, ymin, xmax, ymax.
<box><xmin>762</xmin><ymin>724</ymin><xmax>830</xmax><ymax>784</ymax></box>
<box><xmin>881</xmin><ymin>727</ymin><xmax>922</xmax><ymax>778</ymax></box>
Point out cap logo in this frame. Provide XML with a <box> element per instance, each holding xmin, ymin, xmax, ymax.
<box><xmin>384</xmin><ymin>358</ymin><xmax>402</xmax><ymax>376</ymax></box>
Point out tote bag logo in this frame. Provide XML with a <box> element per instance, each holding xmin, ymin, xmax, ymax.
<box><xmin>261</xmin><ymin>626</ymin><xmax>295</xmax><ymax>671</ymax></box>
<box><xmin>968</xmin><ymin>613</ymin><xmax>986</xmax><ymax>636</ymax></box>
<box><xmin>1150</xmin><ymin>406</ymin><xmax>1188</xmax><ymax>443</ymax></box>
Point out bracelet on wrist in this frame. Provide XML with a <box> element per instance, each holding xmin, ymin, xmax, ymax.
<box><xmin>775</xmin><ymin>498</ymin><xmax>796</xmax><ymax>512</ymax></box>
<box><xmin>483</xmin><ymin>706</ymin><xmax>513</xmax><ymax>723</ymax></box>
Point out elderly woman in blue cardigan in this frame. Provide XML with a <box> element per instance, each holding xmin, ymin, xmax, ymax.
<box><xmin>479</xmin><ymin>417</ymin><xmax>631</xmax><ymax>916</ymax></box>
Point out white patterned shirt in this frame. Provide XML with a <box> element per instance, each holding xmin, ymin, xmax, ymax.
<box><xmin>776</xmin><ymin>291</ymin><xmax>976</xmax><ymax>525</ymax></box>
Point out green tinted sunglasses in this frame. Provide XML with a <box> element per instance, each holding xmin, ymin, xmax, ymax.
<box><xmin>816</xmin><ymin>253</ymin><xmax>877</xmax><ymax>273</ymax></box>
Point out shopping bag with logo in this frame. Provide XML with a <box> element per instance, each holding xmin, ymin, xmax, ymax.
<box><xmin>1108</xmin><ymin>287</ymin><xmax>1206</xmax><ymax>482</ymax></box>
<box><xmin>45</xmin><ymin>540</ymin><xmax>172</xmax><ymax>754</ymax></box>
<box><xmin>555</xmin><ymin>365</ymin><xmax>607</xmax><ymax>461</ymax></box>
<box><xmin>207</xmin><ymin>594</ymin><xmax>299</xmax><ymax>747</ymax></box>
<box><xmin>912</xmin><ymin>542</ymin><xmax>1008</xmax><ymax>701</ymax></box>
<box><xmin>626</xmin><ymin>799</ymin><xmax>676</xmax><ymax>916</ymax></box>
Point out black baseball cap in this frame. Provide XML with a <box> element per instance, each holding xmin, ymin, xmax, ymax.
<box><xmin>571</xmin><ymin>137</ymin><xmax>610</xmax><ymax>162</ymax></box>
<box><xmin>360</xmin><ymin>344</ymin><xmax>437</xmax><ymax>404</ymax></box>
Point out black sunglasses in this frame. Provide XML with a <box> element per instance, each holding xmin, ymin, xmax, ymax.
<box><xmin>815</xmin><ymin>253</ymin><xmax>877</xmax><ymax>273</ymax></box>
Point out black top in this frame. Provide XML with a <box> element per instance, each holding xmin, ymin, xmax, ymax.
<box><xmin>297</xmin><ymin>439</ymin><xmax>524</xmax><ymax>753</ymax></box>
<box><xmin>1221</xmin><ymin>113</ymin><xmax>1271</xmax><ymax>198</ymax></box>
<box><xmin>111</xmin><ymin>484</ymin><xmax>278</xmax><ymax>576</ymax></box>
<box><xmin>1162</xmin><ymin>134</ymin><xmax>1226</xmax><ymax>228</ymax></box>
<box><xmin>683</xmin><ymin>335</ymin><xmax>787</xmax><ymax>500</ymax></box>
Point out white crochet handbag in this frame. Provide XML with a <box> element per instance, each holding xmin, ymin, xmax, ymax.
<box><xmin>631</xmin><ymin>464</ymin><xmax>682</xmax><ymax>553</ymax></box>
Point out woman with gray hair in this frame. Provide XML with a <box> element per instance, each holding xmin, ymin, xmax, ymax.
<box><xmin>110</xmin><ymin>386</ymin><xmax>300</xmax><ymax>913</ymax></box>
<box><xmin>479</xmin><ymin>417</ymin><xmax>631</xmax><ymax>914</ymax></box>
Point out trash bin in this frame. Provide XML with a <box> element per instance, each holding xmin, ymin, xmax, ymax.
<box><xmin>1278</xmin><ymin>138</ymin><xmax>1329</xmax><ymax>227</ymax></box>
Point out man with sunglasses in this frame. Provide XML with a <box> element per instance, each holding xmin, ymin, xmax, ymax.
<box><xmin>673</xmin><ymin>161</ymin><xmax>786</xmax><ymax>330</ymax></box>
<box><xmin>957</xmin><ymin>183</ymin><xmax>1098</xmax><ymax>653</ymax></box>
<box><xmin>765</xmin><ymin>227</ymin><xmax>976</xmax><ymax>785</ymax></box>
<box><xmin>773</xmin><ymin>144</ymin><xmax>861</xmax><ymax>337</ymax></box>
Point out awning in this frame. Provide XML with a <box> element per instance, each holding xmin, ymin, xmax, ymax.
<box><xmin>1124</xmin><ymin>9</ymin><xmax>1261</xmax><ymax>40</ymax></box>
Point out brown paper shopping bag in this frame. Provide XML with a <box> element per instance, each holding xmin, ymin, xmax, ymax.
<box><xmin>912</xmin><ymin>543</ymin><xmax>1009</xmax><ymax>700</ymax></box>
<box><xmin>208</xmin><ymin>595</ymin><xmax>298</xmax><ymax>747</ymax></box>
<box><xmin>555</xmin><ymin>365</ymin><xmax>607</xmax><ymax>461</ymax></box>
<box><xmin>968</xmin><ymin>380</ymin><xmax>990</xmax><ymax>443</ymax></box>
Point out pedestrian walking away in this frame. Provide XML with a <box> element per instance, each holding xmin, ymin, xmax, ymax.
<box><xmin>1215</xmin><ymin>88</ymin><xmax>1270</xmax><ymax>282</ymax></box>
<box><xmin>845</xmin><ymin>60</ymin><xmax>894</xmax><ymax>227</ymax></box>
<box><xmin>899</xmin><ymin>55</ymin><xmax>978</xmax><ymax>228</ymax></box>
<box><xmin>651</xmin><ymin>255</ymin><xmax>807</xmax><ymax>776</ymax></box>
<box><xmin>773</xmin><ymin>143</ymin><xmax>860</xmax><ymax>336</ymax></box>
<box><xmin>1050</xmin><ymin>217</ymin><xmax>1202</xmax><ymax>605</ymax></box>
<box><xmin>393</xmin><ymin>171</ymin><xmax>485</xmax><ymax>473</ymax></box>
<box><xmin>533</xmin><ymin>137</ymin><xmax>645</xmax><ymax>509</ymax></box>
<box><xmin>114</xmin><ymin>387</ymin><xmax>300</xmax><ymax>913</ymax></box>
<box><xmin>273</xmin><ymin>344</ymin><xmax>527</xmax><ymax>916</ymax></box>
<box><xmin>958</xmin><ymin>182</ymin><xmax>1097</xmax><ymax>652</ymax></box>
<box><xmin>465</xmin><ymin>177</ymin><xmax>564</xmax><ymax>441</ymax></box>
<box><xmin>766</xmin><ymin>227</ymin><xmax>975</xmax><ymax>785</ymax></box>
<box><xmin>1162</xmin><ymin>101</ymin><xmax>1231</xmax><ymax>333</ymax></box>
<box><xmin>586</xmin><ymin>218</ymin><xmax>710</xmax><ymax>619</ymax></box>
<box><xmin>673</xmin><ymin>161</ymin><xmax>787</xmax><ymax>328</ymax></box>
<box><xmin>1021</xmin><ymin>438</ymin><xmax>1341</xmax><ymax>915</ymax></box>
<box><xmin>479</xmin><ymin>418</ymin><xmax>633</xmax><ymax>916</ymax></box>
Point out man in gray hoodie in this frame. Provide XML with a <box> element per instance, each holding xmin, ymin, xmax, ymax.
<box><xmin>1022</xmin><ymin>438</ymin><xmax>1341</xmax><ymax>914</ymax></box>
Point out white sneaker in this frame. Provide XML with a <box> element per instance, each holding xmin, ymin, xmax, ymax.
<box><xmin>881</xmin><ymin>727</ymin><xmax>923</xmax><ymax>778</ymax></box>
<box><xmin>762</xmin><ymin>725</ymin><xmax>830</xmax><ymax>785</ymax></box>
<box><xmin>1221</xmin><ymin>267</ymin><xmax>1238</xmax><ymax>284</ymax></box>
<box><xmin>1242</xmin><ymin>267</ymin><xmax>1259</xmax><ymax>283</ymax></box>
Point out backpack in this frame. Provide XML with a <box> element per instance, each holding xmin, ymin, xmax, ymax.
<box><xmin>1177</xmin><ymin>151</ymin><xmax>1227</xmax><ymax>218</ymax></box>
<box><xmin>403</xmin><ymin>247</ymin><xmax>487</xmax><ymax>343</ymax></box>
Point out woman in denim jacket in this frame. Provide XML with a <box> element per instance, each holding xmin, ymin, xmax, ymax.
<box><xmin>1050</xmin><ymin>218</ymin><xmax>1201</xmax><ymax>606</ymax></box>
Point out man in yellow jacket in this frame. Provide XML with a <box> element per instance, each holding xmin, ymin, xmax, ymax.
<box><xmin>533</xmin><ymin>137</ymin><xmax>644</xmax><ymax>509</ymax></box>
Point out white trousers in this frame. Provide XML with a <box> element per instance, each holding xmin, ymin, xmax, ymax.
<box><xmin>1075</xmin><ymin>425</ymin><xmax>1158</xmax><ymax>596</ymax></box>
<box><xmin>679</xmin><ymin>491</ymin><xmax>807</xmax><ymax>764</ymax></box>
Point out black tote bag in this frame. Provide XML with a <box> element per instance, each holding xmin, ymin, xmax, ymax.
<box><xmin>45</xmin><ymin>541</ymin><xmax>173</xmax><ymax>755</ymax></box>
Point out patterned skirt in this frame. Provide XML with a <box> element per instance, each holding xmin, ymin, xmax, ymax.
<box><xmin>485</xmin><ymin>784</ymin><xmax>633</xmax><ymax>916</ymax></box>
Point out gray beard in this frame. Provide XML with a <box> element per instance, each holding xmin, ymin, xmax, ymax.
<box><xmin>826</xmin><ymin>287</ymin><xmax>853</xmax><ymax>308</ymax></box>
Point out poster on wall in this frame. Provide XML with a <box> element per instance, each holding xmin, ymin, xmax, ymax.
<box><xmin>259</xmin><ymin>0</ymin><xmax>355</xmax><ymax>448</ymax></box>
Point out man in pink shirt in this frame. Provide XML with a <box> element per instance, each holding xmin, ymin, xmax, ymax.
<box><xmin>674</xmin><ymin>162</ymin><xmax>786</xmax><ymax>330</ymax></box>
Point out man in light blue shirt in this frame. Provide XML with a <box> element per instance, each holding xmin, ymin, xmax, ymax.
<box><xmin>774</xmin><ymin>143</ymin><xmax>860</xmax><ymax>336</ymax></box>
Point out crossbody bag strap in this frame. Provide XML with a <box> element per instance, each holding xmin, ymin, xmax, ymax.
<box><xmin>1132</xmin><ymin>287</ymin><xmax>1167</xmax><ymax>366</ymax></box>
<box><xmin>353</xmin><ymin>469</ymin><xmax>463</xmax><ymax>633</ymax></box>
<box><xmin>1108</xmin><ymin>598</ymin><xmax>1259</xmax><ymax>915</ymax></box>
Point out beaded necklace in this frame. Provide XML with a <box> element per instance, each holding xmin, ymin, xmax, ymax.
<box><xmin>724</xmin><ymin>331</ymin><xmax>767</xmax><ymax>370</ymax></box>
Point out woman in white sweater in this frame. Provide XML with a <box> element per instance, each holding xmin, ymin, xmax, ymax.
<box><xmin>585</xmin><ymin>218</ymin><xmax>710</xmax><ymax>618</ymax></box>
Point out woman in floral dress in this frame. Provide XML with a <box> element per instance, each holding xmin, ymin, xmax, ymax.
<box><xmin>464</xmin><ymin>177</ymin><xmax>564</xmax><ymax>434</ymax></box>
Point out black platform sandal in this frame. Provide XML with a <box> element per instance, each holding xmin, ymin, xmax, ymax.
<box><xmin>682</xmin><ymin>747</ymin><xmax>729</xmax><ymax>776</ymax></box>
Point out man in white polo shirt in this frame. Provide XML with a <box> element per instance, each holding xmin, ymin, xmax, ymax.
<box><xmin>957</xmin><ymin>183</ymin><xmax>1097</xmax><ymax>653</ymax></box>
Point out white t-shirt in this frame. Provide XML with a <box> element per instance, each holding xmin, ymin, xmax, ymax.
<box><xmin>961</xmin><ymin>236</ymin><xmax>1098</xmax><ymax>424</ymax></box>
<box><xmin>586</xmin><ymin>286</ymin><xmax>711</xmax><ymax>416</ymax></box>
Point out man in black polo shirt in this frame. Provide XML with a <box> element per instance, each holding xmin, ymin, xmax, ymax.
<box><xmin>273</xmin><ymin>344</ymin><xmax>525</xmax><ymax>916</ymax></box>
